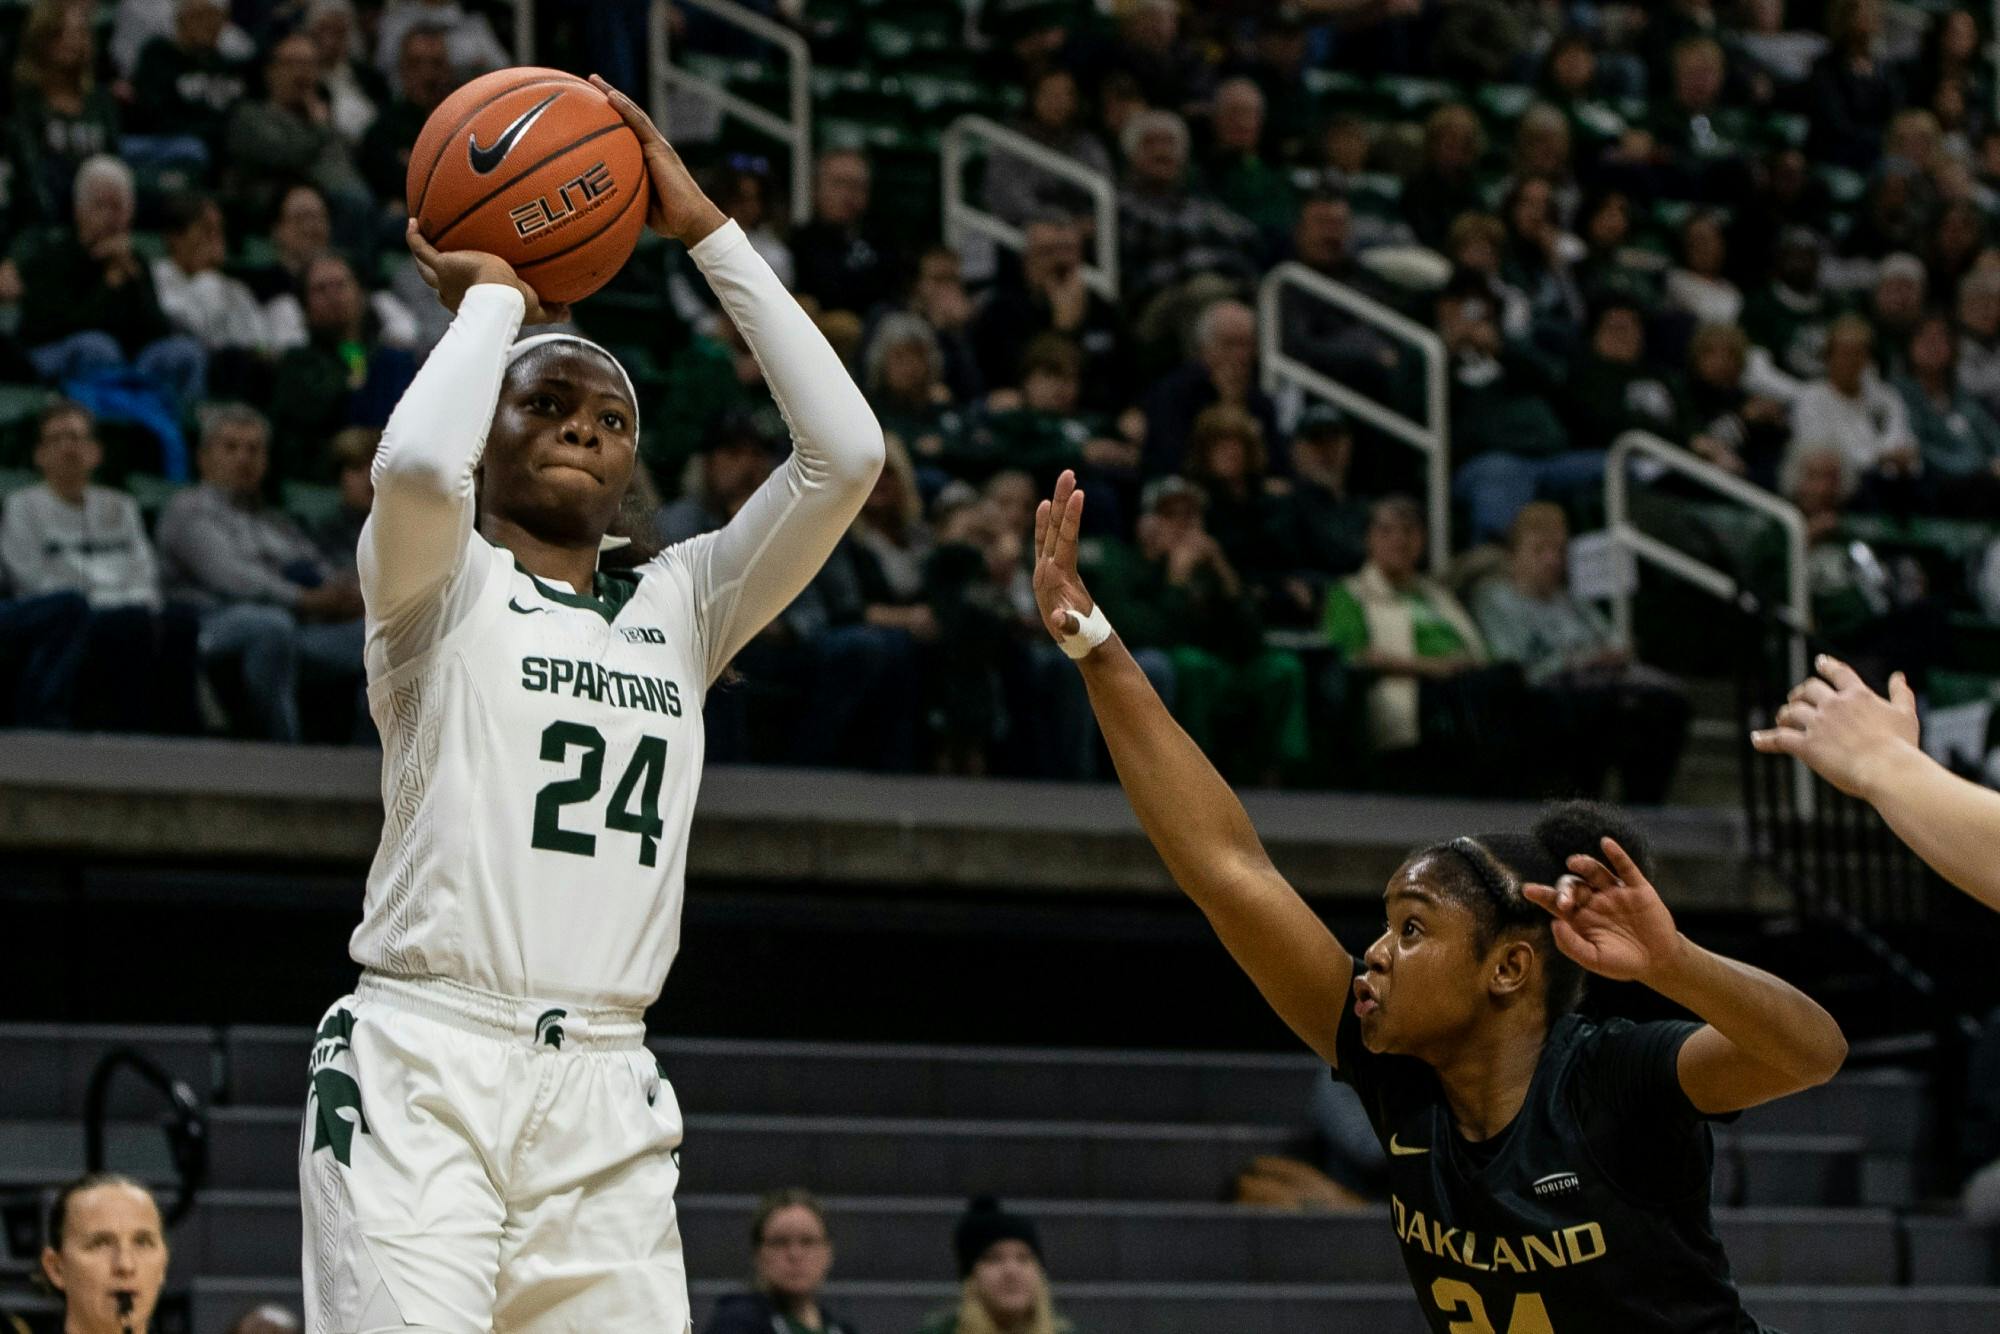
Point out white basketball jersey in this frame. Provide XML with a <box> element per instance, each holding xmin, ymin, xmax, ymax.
<box><xmin>343</xmin><ymin>221</ymin><xmax>883</xmax><ymax>1012</ymax></box>
<box><xmin>352</xmin><ymin>541</ymin><xmax>709</xmax><ymax>1009</ymax></box>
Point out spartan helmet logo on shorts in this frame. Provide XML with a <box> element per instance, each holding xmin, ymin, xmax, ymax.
<box><xmin>536</xmin><ymin>1007</ymin><xmax>568</xmax><ymax>1049</ymax></box>
<box><xmin>307</xmin><ymin>1008</ymin><xmax>370</xmax><ymax>1167</ymax></box>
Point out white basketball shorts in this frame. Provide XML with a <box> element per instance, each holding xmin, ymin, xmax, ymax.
<box><xmin>299</xmin><ymin>972</ymin><xmax>690</xmax><ymax>1334</ymax></box>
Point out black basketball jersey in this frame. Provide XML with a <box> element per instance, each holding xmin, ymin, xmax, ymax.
<box><xmin>1333</xmin><ymin>992</ymin><xmax>1773</xmax><ymax>1334</ymax></box>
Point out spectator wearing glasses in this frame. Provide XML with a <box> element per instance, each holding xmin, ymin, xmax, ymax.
<box><xmin>701</xmin><ymin>1189</ymin><xmax>857</xmax><ymax>1334</ymax></box>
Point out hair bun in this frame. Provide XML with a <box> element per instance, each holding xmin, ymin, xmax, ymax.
<box><xmin>1532</xmin><ymin>799</ymin><xmax>1650</xmax><ymax>873</ymax></box>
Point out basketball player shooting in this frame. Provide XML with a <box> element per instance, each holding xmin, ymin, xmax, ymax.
<box><xmin>298</xmin><ymin>78</ymin><xmax>884</xmax><ymax>1333</ymax></box>
<box><xmin>1031</xmin><ymin>471</ymin><xmax>1849</xmax><ymax>1332</ymax></box>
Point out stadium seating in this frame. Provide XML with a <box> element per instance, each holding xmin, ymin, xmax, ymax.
<box><xmin>2</xmin><ymin>1024</ymin><xmax>1994</xmax><ymax>1334</ymax></box>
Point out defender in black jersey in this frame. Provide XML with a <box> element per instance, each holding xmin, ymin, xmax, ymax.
<box><xmin>1029</xmin><ymin>473</ymin><xmax>1850</xmax><ymax>1334</ymax></box>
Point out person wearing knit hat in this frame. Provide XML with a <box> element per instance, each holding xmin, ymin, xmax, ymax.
<box><xmin>915</xmin><ymin>1198</ymin><xmax>1080</xmax><ymax>1334</ymax></box>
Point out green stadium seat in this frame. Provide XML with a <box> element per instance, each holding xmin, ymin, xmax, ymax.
<box><xmin>1371</xmin><ymin>75</ymin><xmax>1459</xmax><ymax>116</ymax></box>
<box><xmin>1843</xmin><ymin>513</ymin><xmax>1995</xmax><ymax>562</ymax></box>
<box><xmin>1817</xmin><ymin>165</ymin><xmax>1868</xmax><ymax>206</ymax></box>
<box><xmin>1927</xmin><ymin>669</ymin><xmax>2000</xmax><ymax>710</ymax></box>
<box><xmin>1473</xmin><ymin>83</ymin><xmax>1535</xmax><ymax>126</ymax></box>
<box><xmin>864</xmin><ymin>13</ymin><xmax>955</xmax><ymax>63</ymax></box>
<box><xmin>281</xmin><ymin>482</ymin><xmax>343</xmax><ymax>534</ymax></box>
<box><xmin>0</xmin><ymin>382</ymin><xmax>54</xmax><ymax>466</ymax></box>
<box><xmin>123</xmin><ymin>472</ymin><xmax>187</xmax><ymax>524</ymax></box>
<box><xmin>1762</xmin><ymin>112</ymin><xmax>1810</xmax><ymax>150</ymax></box>
<box><xmin>1651</xmin><ymin>199</ymin><xmax>1698</xmax><ymax>232</ymax></box>
<box><xmin>232</xmin><ymin>235</ymin><xmax>278</xmax><ymax>271</ymax></box>
<box><xmin>0</xmin><ymin>466</ymin><xmax>39</xmax><ymax>500</ymax></box>
<box><xmin>816</xmin><ymin>68</ymin><xmax>912</xmax><ymax>122</ymax></box>
<box><xmin>0</xmin><ymin>381</ymin><xmax>52</xmax><ymax>429</ymax></box>
<box><xmin>902</xmin><ymin>74</ymin><xmax>988</xmax><ymax>118</ymax></box>
<box><xmin>1301</xmin><ymin>68</ymin><xmax>1369</xmax><ymax>110</ymax></box>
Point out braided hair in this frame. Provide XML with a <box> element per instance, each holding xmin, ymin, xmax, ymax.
<box><xmin>1411</xmin><ymin>800</ymin><xmax>1652</xmax><ymax>1017</ymax></box>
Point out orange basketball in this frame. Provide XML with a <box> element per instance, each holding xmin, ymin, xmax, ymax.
<box><xmin>407</xmin><ymin>67</ymin><xmax>649</xmax><ymax>305</ymax></box>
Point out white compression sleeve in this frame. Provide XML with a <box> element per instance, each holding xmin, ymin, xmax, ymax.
<box><xmin>359</xmin><ymin>283</ymin><xmax>524</xmax><ymax>662</ymax></box>
<box><xmin>658</xmin><ymin>220</ymin><xmax>886</xmax><ymax>684</ymax></box>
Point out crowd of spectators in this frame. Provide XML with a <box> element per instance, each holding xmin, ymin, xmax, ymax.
<box><xmin>3</xmin><ymin>0</ymin><xmax>1998</xmax><ymax>802</ymax></box>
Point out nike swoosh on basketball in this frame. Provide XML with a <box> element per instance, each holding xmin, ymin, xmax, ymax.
<box><xmin>1389</xmin><ymin>1134</ymin><xmax>1429</xmax><ymax>1156</ymax></box>
<box><xmin>507</xmin><ymin>598</ymin><xmax>547</xmax><ymax>615</ymax></box>
<box><xmin>468</xmin><ymin>92</ymin><xmax>562</xmax><ymax>175</ymax></box>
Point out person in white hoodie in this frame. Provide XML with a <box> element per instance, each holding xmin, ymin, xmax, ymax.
<box><xmin>152</xmin><ymin>192</ymin><xmax>280</xmax><ymax>400</ymax></box>
<box><xmin>1788</xmin><ymin>314</ymin><xmax>1919</xmax><ymax>495</ymax></box>
<box><xmin>0</xmin><ymin>400</ymin><xmax>199</xmax><ymax>731</ymax></box>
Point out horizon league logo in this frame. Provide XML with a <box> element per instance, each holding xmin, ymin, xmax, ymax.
<box><xmin>511</xmin><ymin>162</ymin><xmax>617</xmax><ymax>240</ymax></box>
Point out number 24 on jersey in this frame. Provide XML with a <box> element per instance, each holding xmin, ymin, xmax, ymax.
<box><xmin>530</xmin><ymin>721</ymin><xmax>668</xmax><ymax>866</ymax></box>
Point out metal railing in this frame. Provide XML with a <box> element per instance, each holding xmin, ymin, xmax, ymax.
<box><xmin>1256</xmin><ymin>262</ymin><xmax>1449</xmax><ymax>574</ymax></box>
<box><xmin>508</xmin><ymin>0</ymin><xmax>812</xmax><ymax>225</ymax></box>
<box><xmin>941</xmin><ymin>116</ymin><xmax>1120</xmax><ymax>301</ymax></box>
<box><xmin>654</xmin><ymin>0</ymin><xmax>814</xmax><ymax>226</ymax></box>
<box><xmin>1604</xmin><ymin>429</ymin><xmax>1811</xmax><ymax>808</ymax></box>
<box><xmin>1736</xmin><ymin>601</ymin><xmax>1987</xmax><ymax>1057</ymax></box>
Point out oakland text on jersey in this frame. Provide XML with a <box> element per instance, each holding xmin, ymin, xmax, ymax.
<box><xmin>520</xmin><ymin>655</ymin><xmax>684</xmax><ymax>717</ymax></box>
<box><xmin>1390</xmin><ymin>1194</ymin><xmax>1609</xmax><ymax>1275</ymax></box>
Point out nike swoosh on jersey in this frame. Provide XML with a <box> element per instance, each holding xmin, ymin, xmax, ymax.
<box><xmin>468</xmin><ymin>92</ymin><xmax>562</xmax><ymax>175</ymax></box>
<box><xmin>507</xmin><ymin>598</ymin><xmax>548</xmax><ymax>615</ymax></box>
<box><xmin>1389</xmin><ymin>1134</ymin><xmax>1429</xmax><ymax>1156</ymax></box>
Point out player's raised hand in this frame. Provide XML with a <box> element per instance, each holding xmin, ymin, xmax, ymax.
<box><xmin>406</xmin><ymin>220</ymin><xmax>569</xmax><ymax>324</ymax></box>
<box><xmin>588</xmin><ymin>75</ymin><xmax>727</xmax><ymax>248</ymax></box>
<box><xmin>1751</xmin><ymin>654</ymin><xmax>1921</xmax><ymax>798</ymax></box>
<box><xmin>1032</xmin><ymin>470</ymin><xmax>1099</xmax><ymax>648</ymax></box>
<box><xmin>1522</xmin><ymin>838</ymin><xmax>1682</xmax><ymax>982</ymax></box>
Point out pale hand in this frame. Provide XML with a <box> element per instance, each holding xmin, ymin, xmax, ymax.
<box><xmin>405</xmin><ymin>221</ymin><xmax>570</xmax><ymax>325</ymax></box>
<box><xmin>1521</xmin><ymin>838</ymin><xmax>1682</xmax><ymax>982</ymax></box>
<box><xmin>1032</xmin><ymin>470</ymin><xmax>1099</xmax><ymax>646</ymax></box>
<box><xmin>1750</xmin><ymin>654</ymin><xmax>1920</xmax><ymax>798</ymax></box>
<box><xmin>589</xmin><ymin>75</ymin><xmax>727</xmax><ymax>247</ymax></box>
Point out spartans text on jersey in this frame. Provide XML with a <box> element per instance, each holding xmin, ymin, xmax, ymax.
<box><xmin>520</xmin><ymin>655</ymin><xmax>684</xmax><ymax>717</ymax></box>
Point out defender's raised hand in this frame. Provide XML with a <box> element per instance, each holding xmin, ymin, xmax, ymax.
<box><xmin>588</xmin><ymin>75</ymin><xmax>727</xmax><ymax>247</ymax></box>
<box><xmin>1523</xmin><ymin>838</ymin><xmax>1682</xmax><ymax>982</ymax></box>
<box><xmin>1751</xmin><ymin>654</ymin><xmax>1921</xmax><ymax>799</ymax></box>
<box><xmin>1033</xmin><ymin>470</ymin><xmax>1099</xmax><ymax>649</ymax></box>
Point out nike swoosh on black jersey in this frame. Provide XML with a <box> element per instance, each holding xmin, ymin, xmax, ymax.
<box><xmin>468</xmin><ymin>92</ymin><xmax>562</xmax><ymax>175</ymax></box>
<box><xmin>507</xmin><ymin>598</ymin><xmax>548</xmax><ymax>615</ymax></box>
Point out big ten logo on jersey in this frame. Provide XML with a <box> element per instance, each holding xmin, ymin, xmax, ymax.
<box><xmin>510</xmin><ymin>162</ymin><xmax>616</xmax><ymax>240</ymax></box>
<box><xmin>620</xmin><ymin>626</ymin><xmax>666</xmax><ymax>644</ymax></box>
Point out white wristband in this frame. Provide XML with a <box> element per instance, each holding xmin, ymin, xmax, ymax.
<box><xmin>1058</xmin><ymin>603</ymin><xmax>1114</xmax><ymax>660</ymax></box>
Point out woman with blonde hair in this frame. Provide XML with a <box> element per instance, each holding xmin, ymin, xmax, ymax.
<box><xmin>916</xmin><ymin>1199</ymin><xmax>1079</xmax><ymax>1334</ymax></box>
<box><xmin>10</xmin><ymin>0</ymin><xmax>119</xmax><ymax>224</ymax></box>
